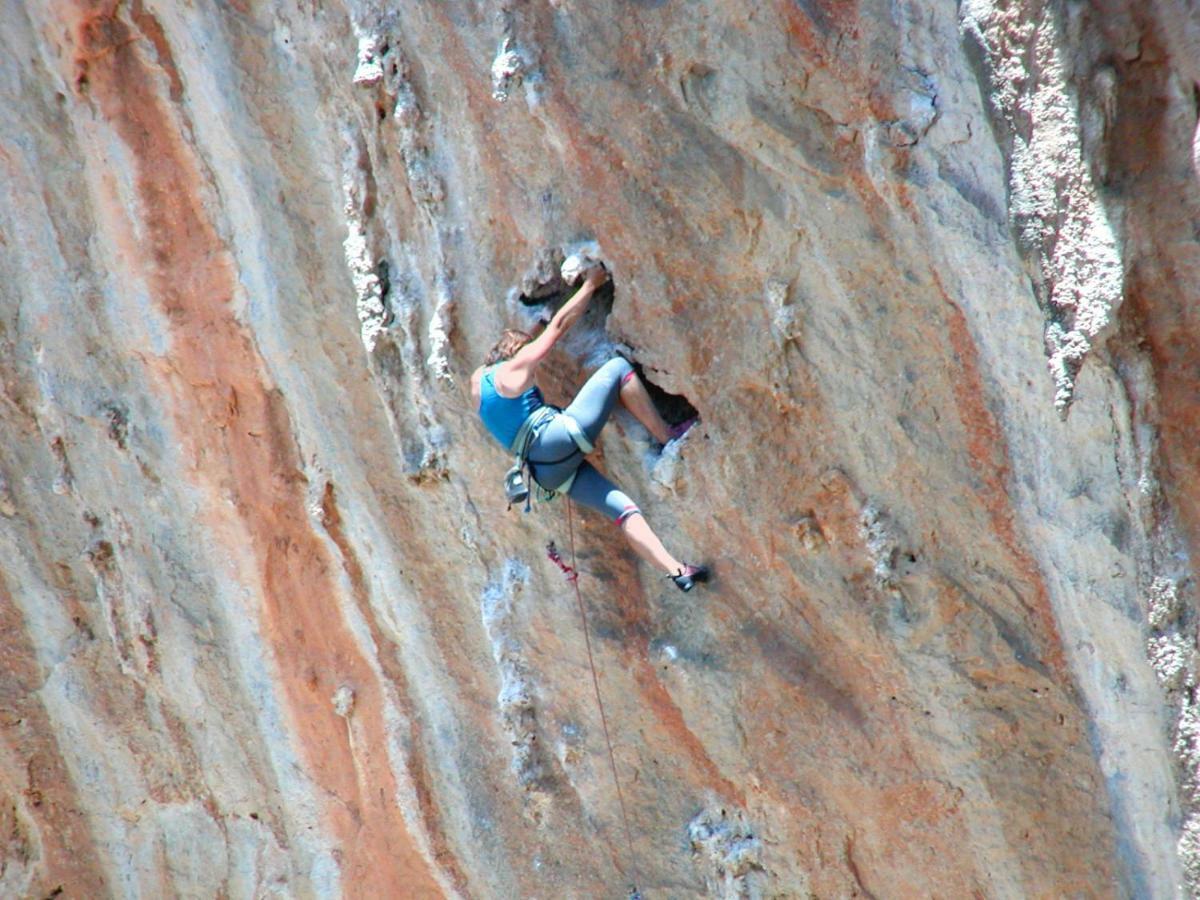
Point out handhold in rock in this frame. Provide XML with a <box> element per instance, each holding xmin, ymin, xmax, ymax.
<box><xmin>332</xmin><ymin>685</ymin><xmax>356</xmax><ymax>718</ymax></box>
<box><xmin>519</xmin><ymin>247</ymin><xmax>566</xmax><ymax>303</ymax></box>
<box><xmin>353</xmin><ymin>35</ymin><xmax>385</xmax><ymax>87</ymax></box>
<box><xmin>491</xmin><ymin>40</ymin><xmax>526</xmax><ymax>102</ymax></box>
<box><xmin>561</xmin><ymin>251</ymin><xmax>604</xmax><ymax>286</ymax></box>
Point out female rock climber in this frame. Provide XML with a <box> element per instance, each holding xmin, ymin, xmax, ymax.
<box><xmin>470</xmin><ymin>265</ymin><xmax>709</xmax><ymax>592</ymax></box>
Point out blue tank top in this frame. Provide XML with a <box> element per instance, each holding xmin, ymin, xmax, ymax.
<box><xmin>479</xmin><ymin>365</ymin><xmax>545</xmax><ymax>449</ymax></box>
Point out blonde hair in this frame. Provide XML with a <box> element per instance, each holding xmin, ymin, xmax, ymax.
<box><xmin>484</xmin><ymin>329</ymin><xmax>532</xmax><ymax>366</ymax></box>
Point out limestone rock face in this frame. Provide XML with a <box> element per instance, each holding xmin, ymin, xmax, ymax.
<box><xmin>1</xmin><ymin>0</ymin><xmax>1196</xmax><ymax>896</ymax></box>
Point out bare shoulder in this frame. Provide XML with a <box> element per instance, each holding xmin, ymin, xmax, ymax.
<box><xmin>492</xmin><ymin>360</ymin><xmax>535</xmax><ymax>397</ymax></box>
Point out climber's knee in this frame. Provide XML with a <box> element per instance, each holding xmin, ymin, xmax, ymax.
<box><xmin>600</xmin><ymin>356</ymin><xmax>634</xmax><ymax>386</ymax></box>
<box><xmin>615</xmin><ymin>505</ymin><xmax>641</xmax><ymax>527</ymax></box>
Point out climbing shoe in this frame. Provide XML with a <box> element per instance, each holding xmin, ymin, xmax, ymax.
<box><xmin>669</xmin><ymin>564</ymin><xmax>710</xmax><ymax>593</ymax></box>
<box><xmin>667</xmin><ymin>416</ymin><xmax>698</xmax><ymax>442</ymax></box>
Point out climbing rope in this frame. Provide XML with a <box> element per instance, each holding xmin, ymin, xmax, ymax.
<box><xmin>547</xmin><ymin>499</ymin><xmax>643</xmax><ymax>898</ymax></box>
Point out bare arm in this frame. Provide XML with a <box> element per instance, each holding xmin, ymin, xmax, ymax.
<box><xmin>494</xmin><ymin>266</ymin><xmax>607</xmax><ymax>395</ymax></box>
<box><xmin>470</xmin><ymin>366</ymin><xmax>483</xmax><ymax>408</ymax></box>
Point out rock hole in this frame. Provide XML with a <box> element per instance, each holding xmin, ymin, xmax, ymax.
<box><xmin>631</xmin><ymin>361</ymin><xmax>699</xmax><ymax>428</ymax></box>
<box><xmin>517</xmin><ymin>249</ymin><xmax>700</xmax><ymax>429</ymax></box>
<box><xmin>102</xmin><ymin>402</ymin><xmax>129</xmax><ymax>449</ymax></box>
<box><xmin>375</xmin><ymin>258</ymin><xmax>391</xmax><ymax>300</ymax></box>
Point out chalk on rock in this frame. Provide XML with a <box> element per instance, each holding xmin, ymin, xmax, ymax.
<box><xmin>1149</xmin><ymin>634</ymin><xmax>1190</xmax><ymax>691</ymax></box>
<box><xmin>765</xmin><ymin>277</ymin><xmax>801</xmax><ymax>341</ymax></box>
<box><xmin>353</xmin><ymin>35</ymin><xmax>385</xmax><ymax>87</ymax></box>
<box><xmin>647</xmin><ymin>428</ymin><xmax>692</xmax><ymax>497</ymax></box>
<box><xmin>491</xmin><ymin>40</ymin><xmax>526</xmax><ymax>102</ymax></box>
<box><xmin>560</xmin><ymin>251</ymin><xmax>603</xmax><ymax>286</ymax></box>
<box><xmin>1147</xmin><ymin>576</ymin><xmax>1182</xmax><ymax>631</ymax></box>
<box><xmin>332</xmin><ymin>685</ymin><xmax>356</xmax><ymax>718</ymax></box>
<box><xmin>688</xmin><ymin>804</ymin><xmax>765</xmax><ymax>889</ymax></box>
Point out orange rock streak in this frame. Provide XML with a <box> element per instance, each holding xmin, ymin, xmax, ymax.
<box><xmin>0</xmin><ymin>572</ymin><xmax>110</xmax><ymax>898</ymax></box>
<box><xmin>65</xmin><ymin>4</ymin><xmax>445</xmax><ymax>894</ymax></box>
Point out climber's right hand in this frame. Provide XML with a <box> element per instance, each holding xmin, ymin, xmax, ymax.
<box><xmin>584</xmin><ymin>265</ymin><xmax>608</xmax><ymax>289</ymax></box>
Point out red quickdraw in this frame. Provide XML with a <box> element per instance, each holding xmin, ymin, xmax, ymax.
<box><xmin>545</xmin><ymin>540</ymin><xmax>579</xmax><ymax>583</ymax></box>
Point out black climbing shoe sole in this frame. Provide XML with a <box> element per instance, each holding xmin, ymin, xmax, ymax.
<box><xmin>671</xmin><ymin>565</ymin><xmax>710</xmax><ymax>593</ymax></box>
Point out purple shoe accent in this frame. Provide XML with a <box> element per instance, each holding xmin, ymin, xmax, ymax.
<box><xmin>668</xmin><ymin>417</ymin><xmax>698</xmax><ymax>441</ymax></box>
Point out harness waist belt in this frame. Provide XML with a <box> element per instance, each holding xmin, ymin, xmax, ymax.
<box><xmin>508</xmin><ymin>407</ymin><xmax>594</xmax><ymax>502</ymax></box>
<box><xmin>509</xmin><ymin>407</ymin><xmax>594</xmax><ymax>457</ymax></box>
<box><xmin>508</xmin><ymin>406</ymin><xmax>558</xmax><ymax>455</ymax></box>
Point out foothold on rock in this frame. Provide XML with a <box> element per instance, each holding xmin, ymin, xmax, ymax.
<box><xmin>648</xmin><ymin>428</ymin><xmax>689</xmax><ymax>496</ymax></box>
<box><xmin>353</xmin><ymin>35</ymin><xmax>386</xmax><ymax>87</ymax></box>
<box><xmin>860</xmin><ymin>504</ymin><xmax>917</xmax><ymax>590</ymax></box>
<box><xmin>0</xmin><ymin>474</ymin><xmax>16</xmax><ymax>518</ymax></box>
<box><xmin>1149</xmin><ymin>635</ymin><xmax>1191</xmax><ymax>691</ymax></box>
<box><xmin>764</xmin><ymin>278</ymin><xmax>789</xmax><ymax>309</ymax></box>
<box><xmin>793</xmin><ymin>512</ymin><xmax>825</xmax><ymax>550</ymax></box>
<box><xmin>491</xmin><ymin>40</ymin><xmax>526</xmax><ymax>102</ymax></box>
<box><xmin>102</xmin><ymin>402</ymin><xmax>129</xmax><ymax>450</ymax></box>
<box><xmin>1147</xmin><ymin>576</ymin><xmax>1182</xmax><ymax>631</ymax></box>
<box><xmin>82</xmin><ymin>539</ymin><xmax>116</xmax><ymax>575</ymax></box>
<box><xmin>554</xmin><ymin>721</ymin><xmax>585</xmax><ymax>767</ymax></box>
<box><xmin>765</xmin><ymin>277</ymin><xmax>801</xmax><ymax>341</ymax></box>
<box><xmin>332</xmin><ymin>685</ymin><xmax>356</xmax><ymax>718</ymax></box>
<box><xmin>50</xmin><ymin>436</ymin><xmax>73</xmax><ymax>496</ymax></box>
<box><xmin>688</xmin><ymin>804</ymin><xmax>766</xmax><ymax>895</ymax></box>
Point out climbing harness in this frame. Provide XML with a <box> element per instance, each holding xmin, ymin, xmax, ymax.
<box><xmin>506</xmin><ymin>407</ymin><xmax>593</xmax><ymax>511</ymax></box>
<box><xmin>546</xmin><ymin>499</ymin><xmax>643</xmax><ymax>898</ymax></box>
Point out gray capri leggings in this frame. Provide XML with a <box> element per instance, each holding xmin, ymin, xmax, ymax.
<box><xmin>527</xmin><ymin>357</ymin><xmax>641</xmax><ymax>524</ymax></box>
